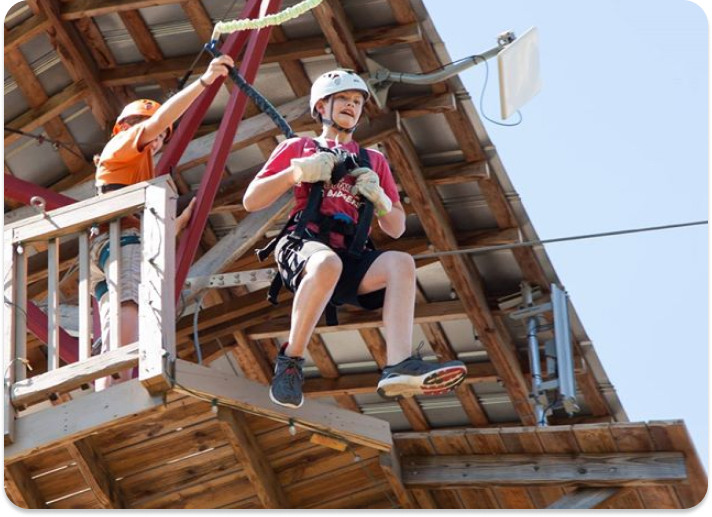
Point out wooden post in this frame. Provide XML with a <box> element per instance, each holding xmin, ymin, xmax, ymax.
<box><xmin>77</xmin><ymin>231</ymin><xmax>92</xmax><ymax>360</ymax></box>
<box><xmin>107</xmin><ymin>220</ymin><xmax>122</xmax><ymax>352</ymax></box>
<box><xmin>139</xmin><ymin>176</ymin><xmax>176</xmax><ymax>394</ymax></box>
<box><xmin>4</xmin><ymin>235</ymin><xmax>17</xmax><ymax>444</ymax></box>
<box><xmin>47</xmin><ymin>238</ymin><xmax>60</xmax><ymax>370</ymax></box>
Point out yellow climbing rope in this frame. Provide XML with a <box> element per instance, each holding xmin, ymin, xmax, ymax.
<box><xmin>211</xmin><ymin>0</ymin><xmax>325</xmax><ymax>41</ymax></box>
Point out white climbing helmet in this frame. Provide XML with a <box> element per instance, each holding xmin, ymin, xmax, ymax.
<box><xmin>309</xmin><ymin>69</ymin><xmax>370</xmax><ymax>118</ymax></box>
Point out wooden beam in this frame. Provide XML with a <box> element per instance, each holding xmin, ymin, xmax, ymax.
<box><xmin>5</xmin><ymin>44</ymin><xmax>93</xmax><ymax>185</ymax></box>
<box><xmin>382</xmin><ymin>132</ymin><xmax>537</xmax><ymax>426</ymax></box>
<box><xmin>303</xmin><ymin>362</ymin><xmax>497</xmax><ymax>397</ymax></box>
<box><xmin>11</xmin><ymin>343</ymin><xmax>139</xmax><ymax>408</ymax></box>
<box><xmin>247</xmin><ymin>300</ymin><xmax>468</xmax><ymax>339</ymax></box>
<box><xmin>424</xmin><ymin>160</ymin><xmax>490</xmax><ymax>186</ymax></box>
<box><xmin>118</xmin><ymin>9</ymin><xmax>176</xmax><ymax>93</ymax></box>
<box><xmin>312</xmin><ymin>0</ymin><xmax>366</xmax><ymax>71</ymax></box>
<box><xmin>401</xmin><ymin>453</ymin><xmax>687</xmax><ymax>488</ymax></box>
<box><xmin>359</xmin><ymin>328</ymin><xmax>430</xmax><ymax>431</ymax></box>
<box><xmin>180</xmin><ymin>1</ymin><xmax>213</xmax><ymax>42</ymax></box>
<box><xmin>4</xmin><ymin>13</ymin><xmax>50</xmax><ymax>52</ymax></box>
<box><xmin>4</xmin><ymin>462</ymin><xmax>46</xmax><ymax>508</ymax></box>
<box><xmin>217</xmin><ymin>407</ymin><xmax>289</xmax><ymax>509</ymax></box>
<box><xmin>35</xmin><ymin>0</ymin><xmax>118</xmax><ymax>129</ymax></box>
<box><xmin>183</xmin><ymin>193</ymin><xmax>293</xmax><ymax>302</ymax></box>
<box><xmin>547</xmin><ymin>487</ymin><xmax>620</xmax><ymax>509</ymax></box>
<box><xmin>61</xmin><ymin>0</ymin><xmax>191</xmax><ymax>20</ymax></box>
<box><xmin>391</xmin><ymin>92</ymin><xmax>458</xmax><ymax>119</ymax></box>
<box><xmin>306</xmin><ymin>334</ymin><xmax>362</xmax><ymax>412</ymax></box>
<box><xmin>67</xmin><ymin>435</ymin><xmax>125</xmax><ymax>508</ymax></box>
<box><xmin>173</xmin><ymin>359</ymin><xmax>393</xmax><ymax>452</ymax></box>
<box><xmin>4</xmin><ymin>82</ymin><xmax>88</xmax><ymax>147</ymax></box>
<box><xmin>415</xmin><ymin>286</ymin><xmax>490</xmax><ymax>427</ymax></box>
<box><xmin>380</xmin><ymin>450</ymin><xmax>418</xmax><ymax>509</ymax></box>
<box><xmin>99</xmin><ymin>23</ymin><xmax>421</xmax><ymax>87</ymax></box>
<box><xmin>4</xmin><ymin>379</ymin><xmax>165</xmax><ymax>463</ymax></box>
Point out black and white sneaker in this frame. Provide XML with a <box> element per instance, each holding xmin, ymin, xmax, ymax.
<box><xmin>269</xmin><ymin>345</ymin><xmax>305</xmax><ymax>408</ymax></box>
<box><xmin>377</xmin><ymin>354</ymin><xmax>467</xmax><ymax>400</ymax></box>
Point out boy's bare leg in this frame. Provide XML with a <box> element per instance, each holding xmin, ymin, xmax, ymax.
<box><xmin>357</xmin><ymin>251</ymin><xmax>416</xmax><ymax>365</ymax></box>
<box><xmin>95</xmin><ymin>301</ymin><xmax>139</xmax><ymax>391</ymax></box>
<box><xmin>285</xmin><ymin>251</ymin><xmax>343</xmax><ymax>357</ymax></box>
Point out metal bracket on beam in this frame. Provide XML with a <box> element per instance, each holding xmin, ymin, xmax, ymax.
<box><xmin>184</xmin><ymin>269</ymin><xmax>277</xmax><ymax>290</ymax></box>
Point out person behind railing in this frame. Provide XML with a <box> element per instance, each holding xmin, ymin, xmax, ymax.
<box><xmin>89</xmin><ymin>54</ymin><xmax>234</xmax><ymax>391</ymax></box>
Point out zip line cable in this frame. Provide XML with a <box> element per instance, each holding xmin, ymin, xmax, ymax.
<box><xmin>412</xmin><ymin>220</ymin><xmax>707</xmax><ymax>260</ymax></box>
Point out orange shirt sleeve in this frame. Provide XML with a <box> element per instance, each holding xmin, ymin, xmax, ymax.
<box><xmin>96</xmin><ymin>124</ymin><xmax>155</xmax><ymax>186</ymax></box>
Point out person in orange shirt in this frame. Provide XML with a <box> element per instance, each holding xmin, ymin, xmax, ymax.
<box><xmin>90</xmin><ymin>54</ymin><xmax>234</xmax><ymax>391</ymax></box>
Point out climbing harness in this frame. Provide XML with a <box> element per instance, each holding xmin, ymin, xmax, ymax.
<box><xmin>256</xmin><ymin>140</ymin><xmax>377</xmax><ymax>325</ymax></box>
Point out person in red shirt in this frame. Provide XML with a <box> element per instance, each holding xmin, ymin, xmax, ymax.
<box><xmin>90</xmin><ymin>54</ymin><xmax>234</xmax><ymax>391</ymax></box>
<box><xmin>244</xmin><ymin>69</ymin><xmax>467</xmax><ymax>408</ymax></box>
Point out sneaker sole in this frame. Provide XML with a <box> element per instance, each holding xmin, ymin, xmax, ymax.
<box><xmin>269</xmin><ymin>386</ymin><xmax>304</xmax><ymax>409</ymax></box>
<box><xmin>376</xmin><ymin>365</ymin><xmax>467</xmax><ymax>400</ymax></box>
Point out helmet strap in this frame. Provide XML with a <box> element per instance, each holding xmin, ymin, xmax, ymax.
<box><xmin>321</xmin><ymin>97</ymin><xmax>359</xmax><ymax>135</ymax></box>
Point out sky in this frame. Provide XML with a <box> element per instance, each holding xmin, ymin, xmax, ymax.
<box><xmin>423</xmin><ymin>0</ymin><xmax>709</xmax><ymax>473</ymax></box>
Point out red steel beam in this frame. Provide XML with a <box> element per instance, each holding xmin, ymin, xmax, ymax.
<box><xmin>155</xmin><ymin>0</ymin><xmax>264</xmax><ymax>178</ymax></box>
<box><xmin>4</xmin><ymin>174</ymin><xmax>77</xmax><ymax>209</ymax></box>
<box><xmin>173</xmin><ymin>0</ymin><xmax>284</xmax><ymax>298</ymax></box>
<box><xmin>27</xmin><ymin>302</ymin><xmax>79</xmax><ymax>364</ymax></box>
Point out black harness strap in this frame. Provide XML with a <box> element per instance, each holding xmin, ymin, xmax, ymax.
<box><xmin>257</xmin><ymin>140</ymin><xmax>377</xmax><ymax>322</ymax></box>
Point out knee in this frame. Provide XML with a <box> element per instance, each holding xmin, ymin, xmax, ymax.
<box><xmin>389</xmin><ymin>252</ymin><xmax>416</xmax><ymax>280</ymax></box>
<box><xmin>307</xmin><ymin>252</ymin><xmax>343</xmax><ymax>283</ymax></box>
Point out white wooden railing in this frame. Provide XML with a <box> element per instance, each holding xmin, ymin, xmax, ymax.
<box><xmin>3</xmin><ymin>176</ymin><xmax>177</xmax><ymax>445</ymax></box>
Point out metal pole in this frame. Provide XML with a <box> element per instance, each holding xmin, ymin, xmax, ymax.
<box><xmin>522</xmin><ymin>281</ymin><xmax>546</xmax><ymax>426</ymax></box>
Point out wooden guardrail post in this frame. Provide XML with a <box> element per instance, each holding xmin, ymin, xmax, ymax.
<box><xmin>138</xmin><ymin>176</ymin><xmax>177</xmax><ymax>395</ymax></box>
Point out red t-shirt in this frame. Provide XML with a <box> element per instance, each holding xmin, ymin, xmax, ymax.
<box><xmin>256</xmin><ymin>137</ymin><xmax>400</xmax><ymax>249</ymax></box>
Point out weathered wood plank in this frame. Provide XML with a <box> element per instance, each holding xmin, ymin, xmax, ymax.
<box><xmin>67</xmin><ymin>435</ymin><xmax>125</xmax><ymax>508</ymax></box>
<box><xmin>4</xmin><ymin>462</ymin><xmax>46</xmax><ymax>508</ymax></box>
<box><xmin>173</xmin><ymin>359</ymin><xmax>392</xmax><ymax>452</ymax></box>
<box><xmin>217</xmin><ymin>407</ymin><xmax>288</xmax><ymax>508</ymax></box>
<box><xmin>402</xmin><ymin>452</ymin><xmax>687</xmax><ymax>488</ymax></box>
<box><xmin>139</xmin><ymin>179</ymin><xmax>177</xmax><ymax>393</ymax></box>
<box><xmin>4</xmin><ymin>379</ymin><xmax>165</xmax><ymax>463</ymax></box>
<box><xmin>547</xmin><ymin>488</ymin><xmax>620</xmax><ymax>509</ymax></box>
<box><xmin>11</xmin><ymin>343</ymin><xmax>139</xmax><ymax>408</ymax></box>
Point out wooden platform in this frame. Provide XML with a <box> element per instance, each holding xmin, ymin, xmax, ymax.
<box><xmin>4</xmin><ymin>372</ymin><xmax>706</xmax><ymax>509</ymax></box>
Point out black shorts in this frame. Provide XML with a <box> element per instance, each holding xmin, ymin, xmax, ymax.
<box><xmin>274</xmin><ymin>233</ymin><xmax>386</xmax><ymax>311</ymax></box>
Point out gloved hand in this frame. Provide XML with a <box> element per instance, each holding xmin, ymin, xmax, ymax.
<box><xmin>291</xmin><ymin>152</ymin><xmax>337</xmax><ymax>184</ymax></box>
<box><xmin>350</xmin><ymin>167</ymin><xmax>393</xmax><ymax>217</ymax></box>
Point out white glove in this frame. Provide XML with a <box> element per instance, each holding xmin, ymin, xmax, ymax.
<box><xmin>350</xmin><ymin>167</ymin><xmax>393</xmax><ymax>216</ymax></box>
<box><xmin>291</xmin><ymin>152</ymin><xmax>337</xmax><ymax>184</ymax></box>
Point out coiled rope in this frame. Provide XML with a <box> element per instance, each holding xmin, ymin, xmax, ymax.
<box><xmin>211</xmin><ymin>0</ymin><xmax>325</xmax><ymax>41</ymax></box>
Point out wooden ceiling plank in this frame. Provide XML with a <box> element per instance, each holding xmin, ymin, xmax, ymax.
<box><xmin>382</xmin><ymin>132</ymin><xmax>536</xmax><ymax>426</ymax></box>
<box><xmin>34</xmin><ymin>0</ymin><xmax>119</xmax><ymax>130</ymax></box>
<box><xmin>67</xmin><ymin>435</ymin><xmax>125</xmax><ymax>508</ymax></box>
<box><xmin>609</xmin><ymin>423</ymin><xmax>683</xmax><ymax>509</ymax></box>
<box><xmin>217</xmin><ymin>407</ymin><xmax>289</xmax><ymax>509</ymax></box>
<box><xmin>4</xmin><ymin>462</ymin><xmax>46</xmax><ymax>509</ymax></box>
<box><xmin>305</xmin><ymin>334</ymin><xmax>362</xmax><ymax>412</ymax></box>
<box><xmin>647</xmin><ymin>420</ymin><xmax>707</xmax><ymax>509</ymax></box>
